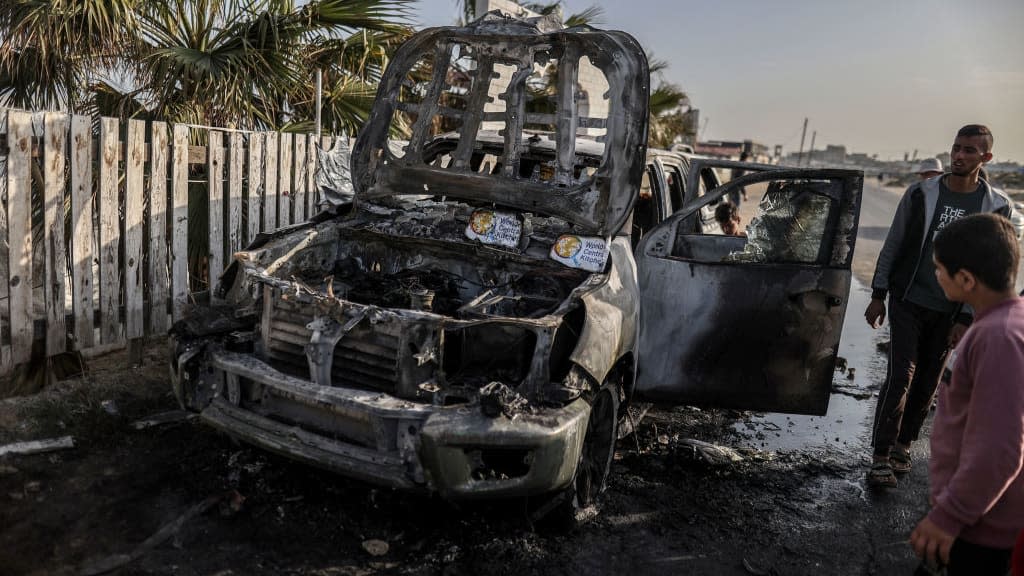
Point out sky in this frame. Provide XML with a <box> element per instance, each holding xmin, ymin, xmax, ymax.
<box><xmin>409</xmin><ymin>0</ymin><xmax>1024</xmax><ymax>163</ymax></box>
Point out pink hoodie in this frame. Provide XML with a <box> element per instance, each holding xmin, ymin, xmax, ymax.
<box><xmin>928</xmin><ymin>297</ymin><xmax>1024</xmax><ymax>548</ymax></box>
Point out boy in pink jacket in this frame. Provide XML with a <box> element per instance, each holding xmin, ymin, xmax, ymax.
<box><xmin>910</xmin><ymin>213</ymin><xmax>1024</xmax><ymax>574</ymax></box>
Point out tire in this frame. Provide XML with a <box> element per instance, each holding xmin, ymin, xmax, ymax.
<box><xmin>532</xmin><ymin>381</ymin><xmax>620</xmax><ymax>530</ymax></box>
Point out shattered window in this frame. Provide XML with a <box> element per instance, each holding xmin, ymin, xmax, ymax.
<box><xmin>723</xmin><ymin>183</ymin><xmax>833</xmax><ymax>264</ymax></box>
<box><xmin>672</xmin><ymin>181</ymin><xmax>834</xmax><ymax>265</ymax></box>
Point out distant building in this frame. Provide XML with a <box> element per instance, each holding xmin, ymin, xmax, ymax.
<box><xmin>695</xmin><ymin>139</ymin><xmax>769</xmax><ymax>159</ymax></box>
<box><xmin>822</xmin><ymin>145</ymin><xmax>846</xmax><ymax>164</ymax></box>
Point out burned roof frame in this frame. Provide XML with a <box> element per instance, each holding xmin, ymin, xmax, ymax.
<box><xmin>352</xmin><ymin>12</ymin><xmax>651</xmax><ymax>236</ymax></box>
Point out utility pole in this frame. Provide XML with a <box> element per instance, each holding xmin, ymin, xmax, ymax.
<box><xmin>808</xmin><ymin>131</ymin><xmax>817</xmax><ymax>166</ymax></box>
<box><xmin>796</xmin><ymin>117</ymin><xmax>808</xmax><ymax>167</ymax></box>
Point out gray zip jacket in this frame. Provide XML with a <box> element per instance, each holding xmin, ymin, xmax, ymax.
<box><xmin>870</xmin><ymin>175</ymin><xmax>1015</xmax><ymax>305</ymax></box>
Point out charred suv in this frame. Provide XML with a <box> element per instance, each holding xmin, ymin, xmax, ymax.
<box><xmin>170</xmin><ymin>14</ymin><xmax>864</xmax><ymax>515</ymax></box>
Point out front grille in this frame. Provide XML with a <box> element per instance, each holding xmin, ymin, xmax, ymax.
<box><xmin>263</xmin><ymin>294</ymin><xmax>401</xmax><ymax>393</ymax></box>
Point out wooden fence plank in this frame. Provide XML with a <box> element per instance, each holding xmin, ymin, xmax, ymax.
<box><xmin>306</xmin><ymin>134</ymin><xmax>317</xmax><ymax>218</ymax></box>
<box><xmin>319</xmin><ymin>136</ymin><xmax>333</xmax><ymax>208</ymax></box>
<box><xmin>149</xmin><ymin>122</ymin><xmax>170</xmax><ymax>334</ymax></box>
<box><xmin>0</xmin><ymin>113</ymin><xmax>7</xmax><ymax>369</ymax></box>
<box><xmin>171</xmin><ymin>124</ymin><xmax>189</xmax><ymax>321</ymax></box>
<box><xmin>70</xmin><ymin>115</ymin><xmax>95</xmax><ymax>349</ymax></box>
<box><xmin>207</xmin><ymin>130</ymin><xmax>224</xmax><ymax>297</ymax></box>
<box><xmin>98</xmin><ymin>117</ymin><xmax>122</xmax><ymax>345</ymax></box>
<box><xmin>277</xmin><ymin>132</ymin><xmax>292</xmax><ymax>227</ymax></box>
<box><xmin>43</xmin><ymin>112</ymin><xmax>68</xmax><ymax>355</ymax></box>
<box><xmin>246</xmin><ymin>132</ymin><xmax>263</xmax><ymax>243</ymax></box>
<box><xmin>228</xmin><ymin>132</ymin><xmax>243</xmax><ymax>255</ymax></box>
<box><xmin>6</xmin><ymin>110</ymin><xmax>33</xmax><ymax>364</ymax></box>
<box><xmin>293</xmin><ymin>134</ymin><xmax>306</xmax><ymax>222</ymax></box>
<box><xmin>124</xmin><ymin>119</ymin><xmax>145</xmax><ymax>339</ymax></box>
<box><xmin>263</xmin><ymin>132</ymin><xmax>278</xmax><ymax>231</ymax></box>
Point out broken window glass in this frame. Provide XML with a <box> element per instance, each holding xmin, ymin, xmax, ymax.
<box><xmin>724</xmin><ymin>183</ymin><xmax>832</xmax><ymax>264</ymax></box>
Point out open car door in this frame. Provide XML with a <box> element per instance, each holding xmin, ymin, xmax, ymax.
<box><xmin>634</xmin><ymin>169</ymin><xmax>863</xmax><ymax>415</ymax></box>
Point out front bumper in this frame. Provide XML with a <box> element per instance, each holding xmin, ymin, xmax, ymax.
<box><xmin>172</xmin><ymin>347</ymin><xmax>588</xmax><ymax>499</ymax></box>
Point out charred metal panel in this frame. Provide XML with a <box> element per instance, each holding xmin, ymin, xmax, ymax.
<box><xmin>633</xmin><ymin>170</ymin><xmax>863</xmax><ymax>416</ymax></box>
<box><xmin>636</xmin><ymin>263</ymin><xmax>849</xmax><ymax>415</ymax></box>
<box><xmin>568</xmin><ymin>237</ymin><xmax>639</xmax><ymax>385</ymax></box>
<box><xmin>351</xmin><ymin>12</ymin><xmax>650</xmax><ymax>236</ymax></box>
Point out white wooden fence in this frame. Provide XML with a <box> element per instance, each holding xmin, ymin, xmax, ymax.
<box><xmin>0</xmin><ymin>108</ymin><xmax>337</xmax><ymax>374</ymax></box>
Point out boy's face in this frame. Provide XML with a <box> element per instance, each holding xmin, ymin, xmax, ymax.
<box><xmin>934</xmin><ymin>258</ymin><xmax>967</xmax><ymax>302</ymax></box>
<box><xmin>721</xmin><ymin>215</ymin><xmax>742</xmax><ymax>236</ymax></box>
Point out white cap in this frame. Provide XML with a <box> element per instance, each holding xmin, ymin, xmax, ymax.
<box><xmin>915</xmin><ymin>157</ymin><xmax>943</xmax><ymax>175</ymax></box>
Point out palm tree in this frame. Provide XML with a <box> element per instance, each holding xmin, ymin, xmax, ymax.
<box><xmin>645</xmin><ymin>54</ymin><xmax>693</xmax><ymax>149</ymax></box>
<box><xmin>0</xmin><ymin>0</ymin><xmax>413</xmax><ymax>133</ymax></box>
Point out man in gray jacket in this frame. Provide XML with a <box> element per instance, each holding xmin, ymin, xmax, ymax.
<box><xmin>865</xmin><ymin>124</ymin><xmax>1015</xmax><ymax>488</ymax></box>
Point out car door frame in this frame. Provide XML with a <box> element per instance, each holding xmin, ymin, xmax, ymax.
<box><xmin>633</xmin><ymin>167</ymin><xmax>863</xmax><ymax>415</ymax></box>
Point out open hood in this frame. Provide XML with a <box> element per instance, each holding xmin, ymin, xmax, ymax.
<box><xmin>351</xmin><ymin>12</ymin><xmax>650</xmax><ymax>236</ymax></box>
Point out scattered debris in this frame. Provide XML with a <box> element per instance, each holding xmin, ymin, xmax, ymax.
<box><xmin>478</xmin><ymin>382</ymin><xmax>529</xmax><ymax>419</ymax></box>
<box><xmin>742</xmin><ymin>557</ymin><xmax>779</xmax><ymax>576</ymax></box>
<box><xmin>830</xmin><ymin>385</ymin><xmax>873</xmax><ymax>400</ymax></box>
<box><xmin>78</xmin><ymin>492</ymin><xmax>226</xmax><ymax>576</ymax></box>
<box><xmin>131</xmin><ymin>410</ymin><xmax>197</xmax><ymax>430</ymax></box>
<box><xmin>846</xmin><ymin>367</ymin><xmax>856</xmax><ymax>380</ymax></box>
<box><xmin>100</xmin><ymin>400</ymin><xmax>119</xmax><ymax>416</ymax></box>
<box><xmin>657</xmin><ymin>434</ymin><xmax>671</xmax><ymax>445</ymax></box>
<box><xmin>834</xmin><ymin>356</ymin><xmax>848</xmax><ymax>373</ymax></box>
<box><xmin>362</xmin><ymin>539</ymin><xmax>389</xmax><ymax>557</ymax></box>
<box><xmin>0</xmin><ymin>436</ymin><xmax>75</xmax><ymax>457</ymax></box>
<box><xmin>24</xmin><ymin>481</ymin><xmax>41</xmax><ymax>493</ymax></box>
<box><xmin>219</xmin><ymin>490</ymin><xmax>246</xmax><ymax>517</ymax></box>
<box><xmin>681</xmin><ymin>438</ymin><xmax>744</xmax><ymax>465</ymax></box>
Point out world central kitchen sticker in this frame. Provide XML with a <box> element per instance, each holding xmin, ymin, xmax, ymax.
<box><xmin>465</xmin><ymin>210</ymin><xmax>522</xmax><ymax>249</ymax></box>
<box><xmin>549</xmin><ymin>235</ymin><xmax>609</xmax><ymax>272</ymax></box>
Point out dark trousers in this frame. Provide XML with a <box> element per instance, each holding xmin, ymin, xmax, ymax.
<box><xmin>871</xmin><ymin>296</ymin><xmax>952</xmax><ymax>456</ymax></box>
<box><xmin>914</xmin><ymin>538</ymin><xmax>1012</xmax><ymax>575</ymax></box>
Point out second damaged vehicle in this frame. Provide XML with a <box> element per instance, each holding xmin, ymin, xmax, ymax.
<box><xmin>170</xmin><ymin>14</ymin><xmax>864</xmax><ymax>521</ymax></box>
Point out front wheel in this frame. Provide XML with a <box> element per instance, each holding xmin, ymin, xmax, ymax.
<box><xmin>532</xmin><ymin>381</ymin><xmax>619</xmax><ymax>529</ymax></box>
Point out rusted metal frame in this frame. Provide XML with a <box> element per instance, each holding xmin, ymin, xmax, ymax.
<box><xmin>305</xmin><ymin>310</ymin><xmax>367</xmax><ymax>386</ymax></box>
<box><xmin>406</xmin><ymin>42</ymin><xmax>454</xmax><ymax>162</ymax></box>
<box><xmin>451</xmin><ymin>58</ymin><xmax>495</xmax><ymax>170</ymax></box>
<box><xmin>555</xmin><ymin>44</ymin><xmax>580</xmax><ymax>185</ymax></box>
<box><xmin>500</xmin><ymin>51</ymin><xmax>535</xmax><ymax>179</ymax></box>
<box><xmin>373</xmin><ymin>165</ymin><xmax>602</xmax><ymax>230</ymax></box>
<box><xmin>201</xmin><ymin>400</ymin><xmax>420</xmax><ymax>490</ymax></box>
<box><xmin>210</xmin><ymin>349</ymin><xmax>434</xmax><ymax>417</ymax></box>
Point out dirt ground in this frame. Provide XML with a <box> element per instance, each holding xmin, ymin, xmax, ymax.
<box><xmin>0</xmin><ymin>322</ymin><xmax>929</xmax><ymax>576</ymax></box>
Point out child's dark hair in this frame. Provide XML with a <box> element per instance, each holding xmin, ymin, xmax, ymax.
<box><xmin>933</xmin><ymin>213</ymin><xmax>1019</xmax><ymax>291</ymax></box>
<box><xmin>715</xmin><ymin>200</ymin><xmax>738</xmax><ymax>225</ymax></box>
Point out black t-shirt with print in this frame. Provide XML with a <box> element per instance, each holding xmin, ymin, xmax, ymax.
<box><xmin>906</xmin><ymin>179</ymin><xmax>985</xmax><ymax>313</ymax></box>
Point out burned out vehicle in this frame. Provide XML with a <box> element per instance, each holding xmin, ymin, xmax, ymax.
<box><xmin>170</xmin><ymin>14</ymin><xmax>863</xmax><ymax>518</ymax></box>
